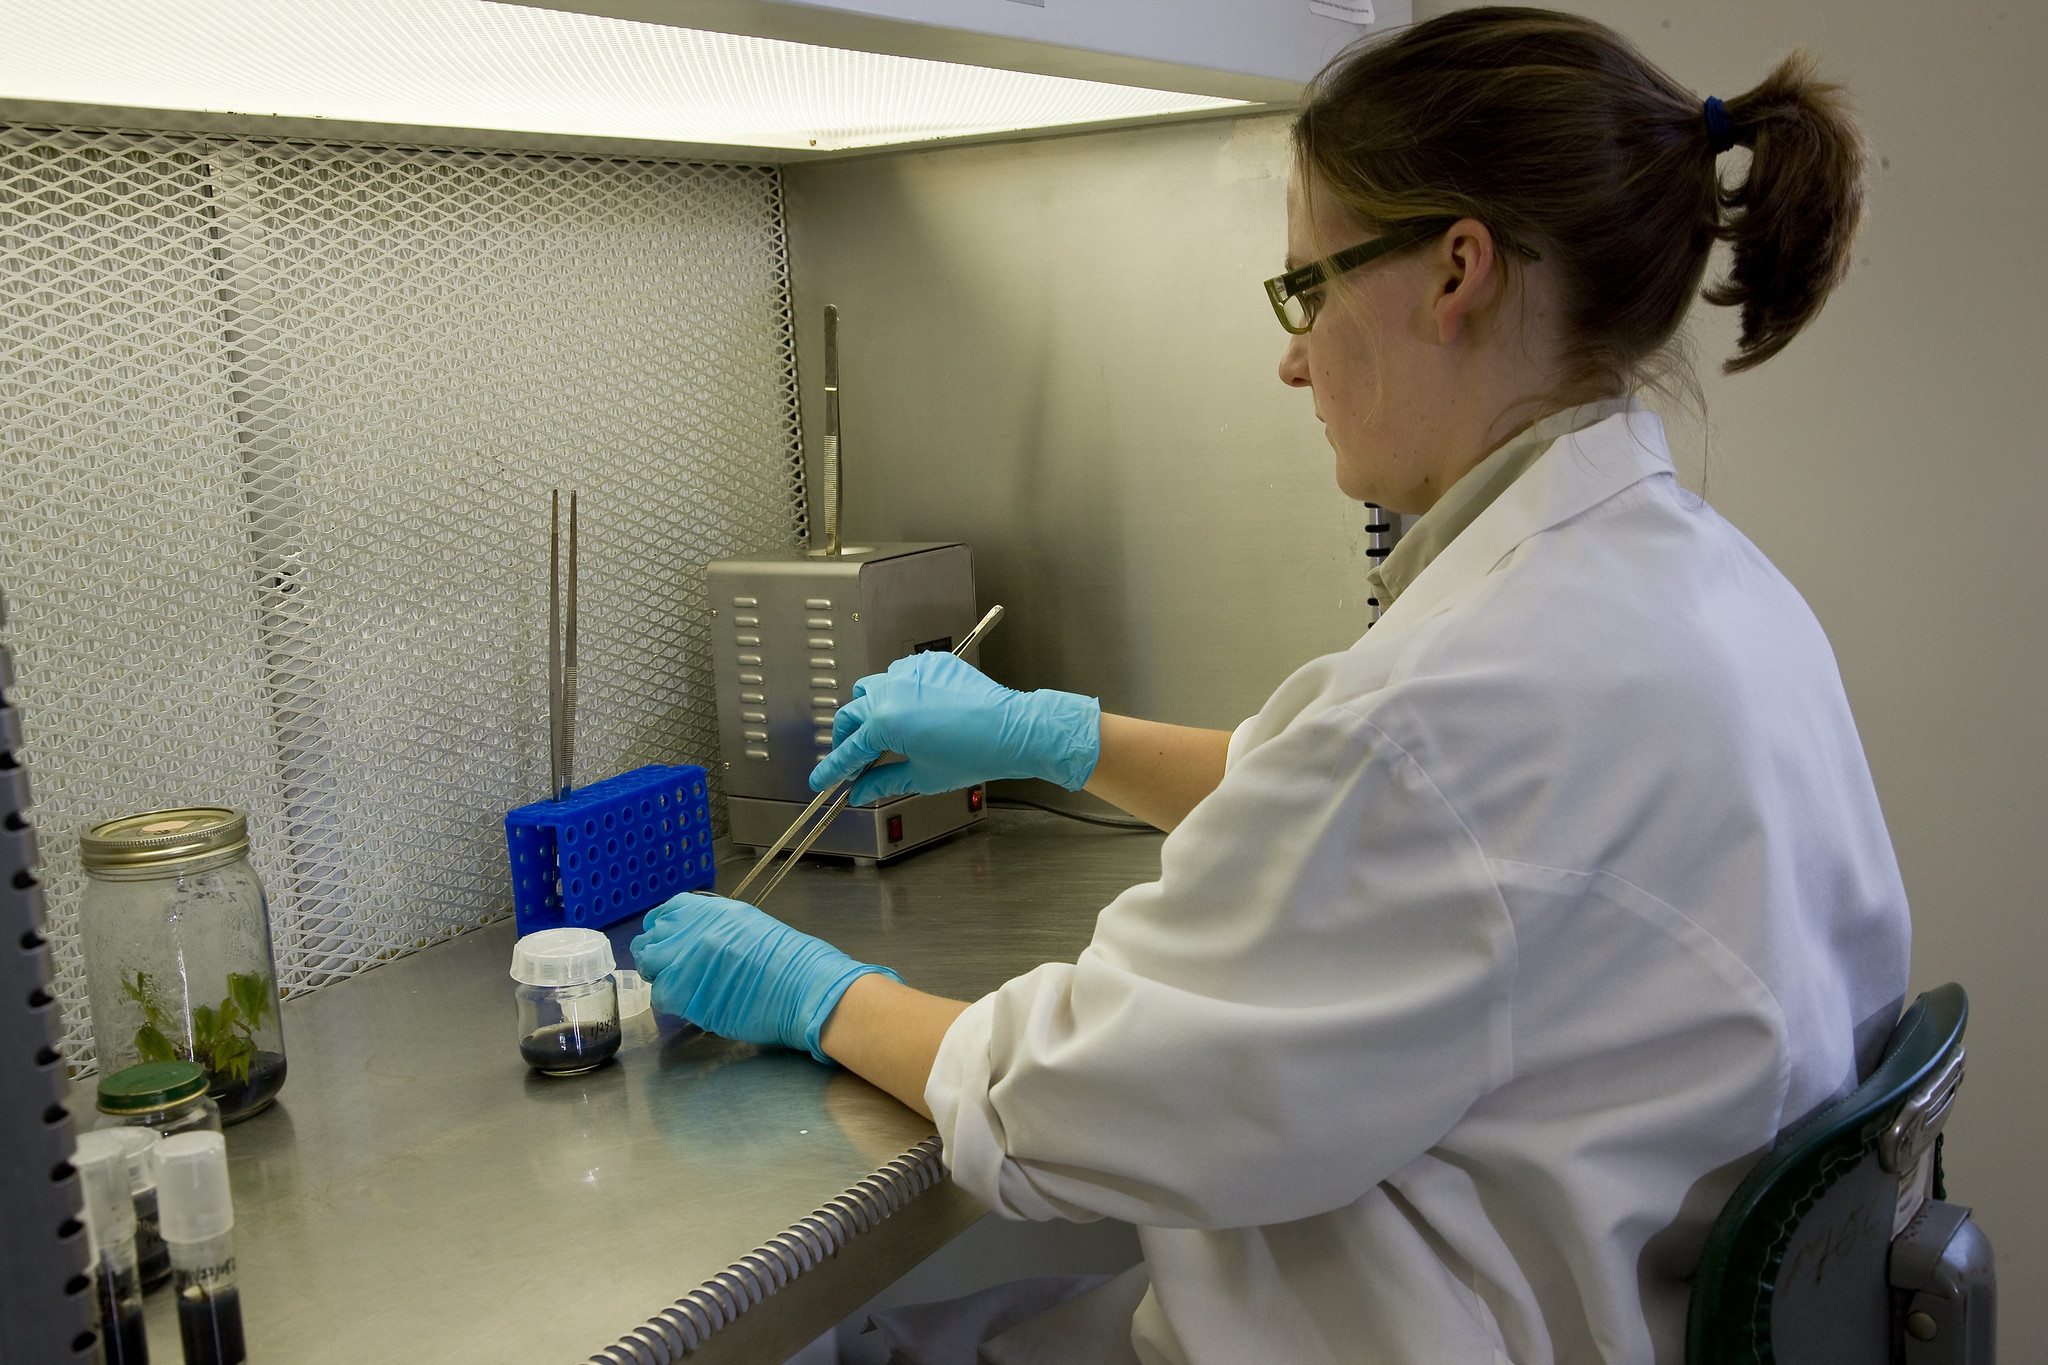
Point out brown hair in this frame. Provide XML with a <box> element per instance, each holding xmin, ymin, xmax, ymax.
<box><xmin>1293</xmin><ymin>8</ymin><xmax>1867</xmax><ymax>385</ymax></box>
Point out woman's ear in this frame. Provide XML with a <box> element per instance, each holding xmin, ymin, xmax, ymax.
<box><xmin>1431</xmin><ymin>217</ymin><xmax>1502</xmax><ymax>345</ymax></box>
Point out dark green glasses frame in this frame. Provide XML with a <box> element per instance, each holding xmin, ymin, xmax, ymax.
<box><xmin>1263</xmin><ymin>219</ymin><xmax>1540</xmax><ymax>334</ymax></box>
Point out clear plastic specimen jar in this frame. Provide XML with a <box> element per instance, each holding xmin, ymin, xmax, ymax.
<box><xmin>78</xmin><ymin>807</ymin><xmax>286</xmax><ymax>1123</ymax></box>
<box><xmin>511</xmin><ymin>928</ymin><xmax>620</xmax><ymax>1075</ymax></box>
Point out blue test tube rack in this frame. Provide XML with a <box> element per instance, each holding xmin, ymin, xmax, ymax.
<box><xmin>506</xmin><ymin>763</ymin><xmax>717</xmax><ymax>934</ymax></box>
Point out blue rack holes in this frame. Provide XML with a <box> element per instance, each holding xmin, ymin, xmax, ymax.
<box><xmin>505</xmin><ymin>763</ymin><xmax>717</xmax><ymax>934</ymax></box>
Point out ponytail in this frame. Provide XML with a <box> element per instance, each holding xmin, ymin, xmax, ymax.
<box><xmin>1706</xmin><ymin>50</ymin><xmax>1868</xmax><ymax>373</ymax></box>
<box><xmin>1295</xmin><ymin>10</ymin><xmax>1870</xmax><ymax>391</ymax></box>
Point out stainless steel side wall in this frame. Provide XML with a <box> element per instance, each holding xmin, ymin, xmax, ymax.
<box><xmin>785</xmin><ymin>8</ymin><xmax>2048</xmax><ymax>1335</ymax></box>
<box><xmin>785</xmin><ymin>114</ymin><xmax>1377</xmax><ymax>731</ymax></box>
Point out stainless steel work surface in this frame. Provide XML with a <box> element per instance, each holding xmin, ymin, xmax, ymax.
<box><xmin>115</xmin><ymin>808</ymin><xmax>1162</xmax><ymax>1363</ymax></box>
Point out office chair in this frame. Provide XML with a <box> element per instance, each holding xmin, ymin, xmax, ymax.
<box><xmin>1687</xmin><ymin>983</ymin><xmax>1994</xmax><ymax>1364</ymax></box>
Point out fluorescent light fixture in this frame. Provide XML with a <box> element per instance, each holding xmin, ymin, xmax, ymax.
<box><xmin>0</xmin><ymin>0</ymin><xmax>1247</xmax><ymax>151</ymax></box>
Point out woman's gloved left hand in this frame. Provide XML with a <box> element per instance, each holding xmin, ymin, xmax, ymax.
<box><xmin>627</xmin><ymin>892</ymin><xmax>900</xmax><ymax>1064</ymax></box>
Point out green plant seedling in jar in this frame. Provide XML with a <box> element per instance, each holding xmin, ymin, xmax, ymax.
<box><xmin>79</xmin><ymin>808</ymin><xmax>288</xmax><ymax>1124</ymax></box>
<box><xmin>124</xmin><ymin>968</ymin><xmax>275</xmax><ymax>1089</ymax></box>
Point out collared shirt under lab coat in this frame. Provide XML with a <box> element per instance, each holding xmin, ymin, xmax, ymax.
<box><xmin>926</xmin><ymin>409</ymin><xmax>1912</xmax><ymax>1364</ymax></box>
<box><xmin>1365</xmin><ymin>398</ymin><xmax>1635</xmax><ymax>613</ymax></box>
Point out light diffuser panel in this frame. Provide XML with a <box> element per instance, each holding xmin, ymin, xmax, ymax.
<box><xmin>0</xmin><ymin>0</ymin><xmax>1245</xmax><ymax>150</ymax></box>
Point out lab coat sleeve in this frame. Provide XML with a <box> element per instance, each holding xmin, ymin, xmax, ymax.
<box><xmin>927</xmin><ymin>702</ymin><xmax>1516</xmax><ymax>1230</ymax></box>
<box><xmin>1222</xmin><ymin>714</ymin><xmax>1261</xmax><ymax>770</ymax></box>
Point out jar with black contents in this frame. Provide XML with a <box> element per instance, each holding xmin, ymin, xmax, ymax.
<box><xmin>78</xmin><ymin>808</ymin><xmax>287</xmax><ymax>1123</ymax></box>
<box><xmin>511</xmin><ymin>928</ymin><xmax>621</xmax><ymax>1075</ymax></box>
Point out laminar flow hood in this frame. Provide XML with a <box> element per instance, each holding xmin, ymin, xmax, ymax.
<box><xmin>0</xmin><ymin>0</ymin><xmax>1409</xmax><ymax>158</ymax></box>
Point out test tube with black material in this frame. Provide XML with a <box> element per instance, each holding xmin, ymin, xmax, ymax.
<box><xmin>106</xmin><ymin>1127</ymin><xmax>170</xmax><ymax>1291</ymax></box>
<box><xmin>156</xmin><ymin>1133</ymin><xmax>246</xmax><ymax>1365</ymax></box>
<box><xmin>74</xmin><ymin>1131</ymin><xmax>150</xmax><ymax>1364</ymax></box>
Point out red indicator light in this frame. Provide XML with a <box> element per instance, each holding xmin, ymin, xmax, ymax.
<box><xmin>967</xmin><ymin>786</ymin><xmax>984</xmax><ymax>813</ymax></box>
<box><xmin>887</xmin><ymin>815</ymin><xmax>904</xmax><ymax>844</ymax></box>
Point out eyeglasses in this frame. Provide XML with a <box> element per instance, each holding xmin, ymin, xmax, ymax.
<box><xmin>1263</xmin><ymin>219</ymin><xmax>1539</xmax><ymax>334</ymax></box>
<box><xmin>1263</xmin><ymin>220</ymin><xmax>1450</xmax><ymax>334</ymax></box>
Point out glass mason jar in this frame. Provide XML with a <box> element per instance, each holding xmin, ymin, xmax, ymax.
<box><xmin>79</xmin><ymin>808</ymin><xmax>287</xmax><ymax>1124</ymax></box>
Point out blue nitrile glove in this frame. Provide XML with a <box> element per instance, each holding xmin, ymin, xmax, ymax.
<box><xmin>808</xmin><ymin>651</ymin><xmax>1100</xmax><ymax>806</ymax></box>
<box><xmin>628</xmin><ymin>892</ymin><xmax>900</xmax><ymax>1064</ymax></box>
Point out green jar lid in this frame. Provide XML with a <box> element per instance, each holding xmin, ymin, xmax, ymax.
<box><xmin>97</xmin><ymin>1060</ymin><xmax>210</xmax><ymax>1115</ymax></box>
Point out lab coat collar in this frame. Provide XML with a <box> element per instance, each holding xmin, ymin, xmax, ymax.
<box><xmin>1370</xmin><ymin>406</ymin><xmax>1674</xmax><ymax>637</ymax></box>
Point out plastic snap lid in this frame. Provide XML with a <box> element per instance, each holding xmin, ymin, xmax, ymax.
<box><xmin>97</xmin><ymin>1060</ymin><xmax>210</xmax><ymax>1115</ymax></box>
<box><xmin>614</xmin><ymin>968</ymin><xmax>652</xmax><ymax>1018</ymax></box>
<box><xmin>156</xmin><ymin>1131</ymin><xmax>234</xmax><ymax>1243</ymax></box>
<box><xmin>510</xmin><ymin>928</ymin><xmax>615</xmax><ymax>986</ymax></box>
<box><xmin>73</xmin><ymin>1130</ymin><xmax>138</xmax><ymax>1249</ymax></box>
<box><xmin>103</xmin><ymin>1126</ymin><xmax>162</xmax><ymax>1192</ymax></box>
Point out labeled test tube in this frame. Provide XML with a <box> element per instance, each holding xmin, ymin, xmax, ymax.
<box><xmin>156</xmin><ymin>1132</ymin><xmax>246</xmax><ymax>1365</ymax></box>
<box><xmin>74</xmin><ymin>1129</ymin><xmax>150</xmax><ymax>1364</ymax></box>
<box><xmin>105</xmin><ymin>1126</ymin><xmax>169</xmax><ymax>1290</ymax></box>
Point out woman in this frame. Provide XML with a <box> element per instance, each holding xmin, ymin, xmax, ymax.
<box><xmin>631</xmin><ymin>10</ymin><xmax>1911</xmax><ymax>1361</ymax></box>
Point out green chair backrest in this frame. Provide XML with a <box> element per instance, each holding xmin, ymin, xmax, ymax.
<box><xmin>1686</xmin><ymin>984</ymin><xmax>1969</xmax><ymax>1365</ymax></box>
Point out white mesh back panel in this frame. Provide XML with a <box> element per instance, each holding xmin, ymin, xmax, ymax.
<box><xmin>1</xmin><ymin>124</ymin><xmax>805</xmax><ymax>1070</ymax></box>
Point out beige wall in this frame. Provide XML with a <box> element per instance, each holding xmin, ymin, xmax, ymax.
<box><xmin>786</xmin><ymin>0</ymin><xmax>2048</xmax><ymax>1343</ymax></box>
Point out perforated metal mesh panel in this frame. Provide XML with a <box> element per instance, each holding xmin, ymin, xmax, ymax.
<box><xmin>0</xmin><ymin>123</ymin><xmax>805</xmax><ymax>1070</ymax></box>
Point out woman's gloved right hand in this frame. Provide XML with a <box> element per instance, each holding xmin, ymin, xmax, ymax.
<box><xmin>628</xmin><ymin>892</ymin><xmax>899</xmax><ymax>1064</ymax></box>
<box><xmin>807</xmin><ymin>651</ymin><xmax>1100</xmax><ymax>806</ymax></box>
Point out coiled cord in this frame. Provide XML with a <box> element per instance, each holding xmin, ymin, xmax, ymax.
<box><xmin>586</xmin><ymin>1136</ymin><xmax>948</xmax><ymax>1363</ymax></box>
<box><xmin>1364</xmin><ymin>503</ymin><xmax>1399</xmax><ymax>623</ymax></box>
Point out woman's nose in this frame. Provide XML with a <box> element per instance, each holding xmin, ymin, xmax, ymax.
<box><xmin>1277</xmin><ymin>332</ymin><xmax>1313</xmax><ymax>388</ymax></box>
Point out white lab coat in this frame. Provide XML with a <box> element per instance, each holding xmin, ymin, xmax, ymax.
<box><xmin>926</xmin><ymin>410</ymin><xmax>1911</xmax><ymax>1364</ymax></box>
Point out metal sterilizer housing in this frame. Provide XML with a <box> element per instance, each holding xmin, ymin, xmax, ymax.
<box><xmin>708</xmin><ymin>542</ymin><xmax>986</xmax><ymax>861</ymax></box>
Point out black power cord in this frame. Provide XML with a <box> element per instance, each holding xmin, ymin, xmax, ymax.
<box><xmin>987</xmin><ymin>795</ymin><xmax>1157</xmax><ymax>832</ymax></box>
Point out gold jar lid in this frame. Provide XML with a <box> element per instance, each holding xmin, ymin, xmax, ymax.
<box><xmin>79</xmin><ymin>807</ymin><xmax>249</xmax><ymax>880</ymax></box>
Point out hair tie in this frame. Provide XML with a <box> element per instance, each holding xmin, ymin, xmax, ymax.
<box><xmin>1702</xmin><ymin>96</ymin><xmax>1736</xmax><ymax>155</ymax></box>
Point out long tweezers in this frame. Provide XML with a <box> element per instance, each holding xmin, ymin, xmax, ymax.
<box><xmin>549</xmin><ymin>490</ymin><xmax>579</xmax><ymax>801</ymax></box>
<box><xmin>729</xmin><ymin>604</ymin><xmax>1005</xmax><ymax>907</ymax></box>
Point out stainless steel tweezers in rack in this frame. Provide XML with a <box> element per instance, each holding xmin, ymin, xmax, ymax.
<box><xmin>549</xmin><ymin>489</ymin><xmax>579</xmax><ymax>802</ymax></box>
<box><xmin>729</xmin><ymin>604</ymin><xmax>1004</xmax><ymax>907</ymax></box>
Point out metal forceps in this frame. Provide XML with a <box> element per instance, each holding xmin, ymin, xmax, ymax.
<box><xmin>549</xmin><ymin>489</ymin><xmax>579</xmax><ymax>802</ymax></box>
<box><xmin>729</xmin><ymin>604</ymin><xmax>1004</xmax><ymax>907</ymax></box>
